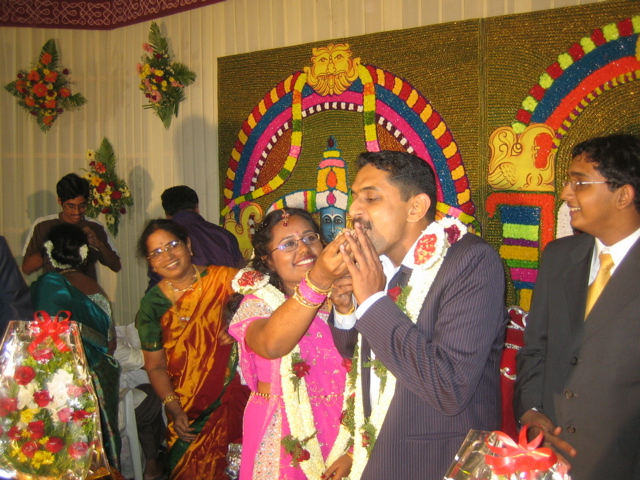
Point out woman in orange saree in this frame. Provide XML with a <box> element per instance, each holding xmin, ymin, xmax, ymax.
<box><xmin>136</xmin><ymin>219</ymin><xmax>248</xmax><ymax>479</ymax></box>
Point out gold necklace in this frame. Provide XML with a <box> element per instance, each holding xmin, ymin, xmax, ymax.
<box><xmin>168</xmin><ymin>265</ymin><xmax>202</xmax><ymax>322</ymax></box>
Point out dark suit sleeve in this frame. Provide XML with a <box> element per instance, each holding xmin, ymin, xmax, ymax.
<box><xmin>356</xmin><ymin>237</ymin><xmax>507</xmax><ymax>416</ymax></box>
<box><xmin>513</xmin><ymin>244</ymin><xmax>554</xmax><ymax>420</ymax></box>
<box><xmin>0</xmin><ymin>237</ymin><xmax>34</xmax><ymax>330</ymax></box>
<box><xmin>328</xmin><ymin>310</ymin><xmax>359</xmax><ymax>358</ymax></box>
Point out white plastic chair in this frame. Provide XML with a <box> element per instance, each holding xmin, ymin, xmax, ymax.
<box><xmin>119</xmin><ymin>388</ymin><xmax>144</xmax><ymax>480</ymax></box>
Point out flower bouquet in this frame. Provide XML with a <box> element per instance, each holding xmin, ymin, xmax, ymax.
<box><xmin>0</xmin><ymin>313</ymin><xmax>111</xmax><ymax>479</ymax></box>
<box><xmin>4</xmin><ymin>39</ymin><xmax>87</xmax><ymax>132</ymax></box>
<box><xmin>82</xmin><ymin>138</ymin><xmax>133</xmax><ymax>237</ymax></box>
<box><xmin>137</xmin><ymin>22</ymin><xmax>196</xmax><ymax>128</ymax></box>
<box><xmin>443</xmin><ymin>427</ymin><xmax>570</xmax><ymax>480</ymax></box>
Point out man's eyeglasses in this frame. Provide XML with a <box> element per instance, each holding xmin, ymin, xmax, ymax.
<box><xmin>563</xmin><ymin>179</ymin><xmax>613</xmax><ymax>191</ymax></box>
<box><xmin>62</xmin><ymin>202</ymin><xmax>88</xmax><ymax>212</ymax></box>
<box><xmin>271</xmin><ymin>233</ymin><xmax>321</xmax><ymax>253</ymax></box>
<box><xmin>147</xmin><ymin>240</ymin><xmax>183</xmax><ymax>261</ymax></box>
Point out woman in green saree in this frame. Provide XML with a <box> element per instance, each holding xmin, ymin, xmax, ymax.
<box><xmin>136</xmin><ymin>219</ymin><xmax>248</xmax><ymax>480</ymax></box>
<box><xmin>30</xmin><ymin>223</ymin><xmax>121</xmax><ymax>470</ymax></box>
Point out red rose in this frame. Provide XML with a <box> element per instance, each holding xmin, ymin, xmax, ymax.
<box><xmin>0</xmin><ymin>397</ymin><xmax>18</xmax><ymax>416</ymax></box>
<box><xmin>342</xmin><ymin>357</ymin><xmax>353</xmax><ymax>373</ymax></box>
<box><xmin>58</xmin><ymin>407</ymin><xmax>73</xmax><ymax>423</ymax></box>
<box><xmin>387</xmin><ymin>286</ymin><xmax>402</xmax><ymax>302</ymax></box>
<box><xmin>154</xmin><ymin>76</ymin><xmax>164</xmax><ymax>83</ymax></box>
<box><xmin>155</xmin><ymin>53</ymin><xmax>163</xmax><ymax>60</ymax></box>
<box><xmin>45</xmin><ymin>436</ymin><xmax>65</xmax><ymax>453</ymax></box>
<box><xmin>44</xmin><ymin>71</ymin><xmax>58</xmax><ymax>82</ymax></box>
<box><xmin>238</xmin><ymin>270</ymin><xmax>264</xmax><ymax>287</ymax></box>
<box><xmin>24</xmin><ymin>97</ymin><xmax>36</xmax><ymax>107</ymax></box>
<box><xmin>298</xmin><ymin>449</ymin><xmax>310</xmax><ymax>462</ymax></box>
<box><xmin>96</xmin><ymin>181</ymin><xmax>107</xmax><ymax>193</ymax></box>
<box><xmin>44</xmin><ymin>99</ymin><xmax>57</xmax><ymax>109</ymax></box>
<box><xmin>93</xmin><ymin>198</ymin><xmax>99</xmax><ymax>205</ymax></box>
<box><xmin>14</xmin><ymin>365</ymin><xmax>36</xmax><ymax>385</ymax></box>
<box><xmin>27</xmin><ymin>420</ymin><xmax>45</xmax><ymax>440</ymax></box>
<box><xmin>62</xmin><ymin>68</ymin><xmax>69</xmax><ymax>75</ymax></box>
<box><xmin>111</xmin><ymin>190</ymin><xmax>122</xmax><ymax>200</ymax></box>
<box><xmin>33</xmin><ymin>390</ymin><xmax>53</xmax><ymax>407</ymax></box>
<box><xmin>101</xmin><ymin>207</ymin><xmax>111</xmax><ymax>214</ymax></box>
<box><xmin>27</xmin><ymin>70</ymin><xmax>40</xmax><ymax>81</ymax></box>
<box><xmin>32</xmin><ymin>348</ymin><xmax>54</xmax><ymax>363</ymax></box>
<box><xmin>120</xmin><ymin>207</ymin><xmax>127</xmax><ymax>214</ymax></box>
<box><xmin>68</xmin><ymin>441</ymin><xmax>89</xmax><ymax>459</ymax></box>
<box><xmin>22</xmin><ymin>441</ymin><xmax>39</xmax><ymax>458</ymax></box>
<box><xmin>41</xmin><ymin>53</ymin><xmax>52</xmax><ymax>65</ymax></box>
<box><xmin>32</xmin><ymin>82</ymin><xmax>49</xmax><ymax>97</ymax></box>
<box><xmin>292</xmin><ymin>362</ymin><xmax>310</xmax><ymax>378</ymax></box>
<box><xmin>67</xmin><ymin>385</ymin><xmax>86</xmax><ymax>398</ymax></box>
<box><xmin>444</xmin><ymin>225</ymin><xmax>461</xmax><ymax>245</ymax></box>
<box><xmin>59</xmin><ymin>87</ymin><xmax>71</xmax><ymax>97</ymax></box>
<box><xmin>72</xmin><ymin>409</ymin><xmax>90</xmax><ymax>423</ymax></box>
<box><xmin>8</xmin><ymin>426</ymin><xmax>22</xmax><ymax>441</ymax></box>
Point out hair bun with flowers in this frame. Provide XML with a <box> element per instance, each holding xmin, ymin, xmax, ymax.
<box><xmin>4</xmin><ymin>39</ymin><xmax>86</xmax><ymax>132</ymax></box>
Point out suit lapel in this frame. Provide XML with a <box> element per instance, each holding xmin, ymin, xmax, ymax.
<box><xmin>579</xmin><ymin>237</ymin><xmax>640</xmax><ymax>346</ymax></box>
<box><xmin>563</xmin><ymin>236</ymin><xmax>593</xmax><ymax>340</ymax></box>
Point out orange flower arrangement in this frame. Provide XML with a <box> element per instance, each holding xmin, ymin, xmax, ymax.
<box><xmin>4</xmin><ymin>39</ymin><xmax>86</xmax><ymax>132</ymax></box>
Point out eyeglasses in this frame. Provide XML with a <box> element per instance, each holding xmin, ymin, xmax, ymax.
<box><xmin>271</xmin><ymin>233</ymin><xmax>321</xmax><ymax>253</ymax></box>
<box><xmin>147</xmin><ymin>240</ymin><xmax>183</xmax><ymax>261</ymax></box>
<box><xmin>62</xmin><ymin>202</ymin><xmax>88</xmax><ymax>211</ymax></box>
<box><xmin>563</xmin><ymin>179</ymin><xmax>613</xmax><ymax>191</ymax></box>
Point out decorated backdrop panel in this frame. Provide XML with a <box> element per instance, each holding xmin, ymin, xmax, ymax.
<box><xmin>218</xmin><ymin>0</ymin><xmax>640</xmax><ymax>309</ymax></box>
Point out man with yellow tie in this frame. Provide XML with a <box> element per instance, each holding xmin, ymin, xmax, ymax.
<box><xmin>514</xmin><ymin>134</ymin><xmax>640</xmax><ymax>480</ymax></box>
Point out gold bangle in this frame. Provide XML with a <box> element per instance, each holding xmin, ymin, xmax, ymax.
<box><xmin>162</xmin><ymin>394</ymin><xmax>180</xmax><ymax>406</ymax></box>
<box><xmin>337</xmin><ymin>303</ymin><xmax>356</xmax><ymax>316</ymax></box>
<box><xmin>304</xmin><ymin>270</ymin><xmax>332</xmax><ymax>295</ymax></box>
<box><xmin>293</xmin><ymin>286</ymin><xmax>322</xmax><ymax>308</ymax></box>
<box><xmin>345</xmin><ymin>450</ymin><xmax>354</xmax><ymax>460</ymax></box>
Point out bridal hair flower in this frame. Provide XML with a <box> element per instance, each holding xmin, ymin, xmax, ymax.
<box><xmin>4</xmin><ymin>39</ymin><xmax>86</xmax><ymax>132</ymax></box>
<box><xmin>44</xmin><ymin>241</ymin><xmax>89</xmax><ymax>270</ymax></box>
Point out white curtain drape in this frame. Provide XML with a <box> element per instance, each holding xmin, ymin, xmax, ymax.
<box><xmin>0</xmin><ymin>0</ymin><xmax>604</xmax><ymax>325</ymax></box>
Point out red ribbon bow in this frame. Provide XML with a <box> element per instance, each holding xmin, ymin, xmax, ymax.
<box><xmin>485</xmin><ymin>425</ymin><xmax>558</xmax><ymax>476</ymax></box>
<box><xmin>28</xmin><ymin>311</ymin><xmax>72</xmax><ymax>354</ymax></box>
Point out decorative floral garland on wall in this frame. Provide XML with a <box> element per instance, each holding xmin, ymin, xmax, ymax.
<box><xmin>82</xmin><ymin>138</ymin><xmax>133</xmax><ymax>237</ymax></box>
<box><xmin>137</xmin><ymin>22</ymin><xmax>196</xmax><ymax>128</ymax></box>
<box><xmin>4</xmin><ymin>39</ymin><xmax>86</xmax><ymax>132</ymax></box>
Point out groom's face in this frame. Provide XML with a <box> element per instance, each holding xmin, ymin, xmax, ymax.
<box><xmin>348</xmin><ymin>164</ymin><xmax>413</xmax><ymax>260</ymax></box>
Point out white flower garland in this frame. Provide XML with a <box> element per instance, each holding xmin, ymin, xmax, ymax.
<box><xmin>232</xmin><ymin>268</ymin><xmax>352</xmax><ymax>478</ymax></box>
<box><xmin>349</xmin><ymin>218</ymin><xmax>467</xmax><ymax>479</ymax></box>
<box><xmin>44</xmin><ymin>240</ymin><xmax>89</xmax><ymax>270</ymax></box>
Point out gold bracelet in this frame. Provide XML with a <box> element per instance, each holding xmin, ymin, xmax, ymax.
<box><xmin>346</xmin><ymin>450</ymin><xmax>354</xmax><ymax>460</ymax></box>
<box><xmin>293</xmin><ymin>286</ymin><xmax>323</xmax><ymax>308</ymax></box>
<box><xmin>162</xmin><ymin>394</ymin><xmax>180</xmax><ymax>406</ymax></box>
<box><xmin>304</xmin><ymin>270</ymin><xmax>332</xmax><ymax>295</ymax></box>
<box><xmin>336</xmin><ymin>303</ymin><xmax>356</xmax><ymax>316</ymax></box>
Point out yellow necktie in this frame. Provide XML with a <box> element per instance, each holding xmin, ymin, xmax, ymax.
<box><xmin>585</xmin><ymin>252</ymin><xmax>614</xmax><ymax>319</ymax></box>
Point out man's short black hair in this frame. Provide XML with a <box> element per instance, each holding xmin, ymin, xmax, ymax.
<box><xmin>56</xmin><ymin>173</ymin><xmax>90</xmax><ymax>203</ymax></box>
<box><xmin>572</xmin><ymin>134</ymin><xmax>640</xmax><ymax>213</ymax></box>
<box><xmin>357</xmin><ymin>150</ymin><xmax>438</xmax><ymax>222</ymax></box>
<box><xmin>161</xmin><ymin>185</ymin><xmax>199</xmax><ymax>217</ymax></box>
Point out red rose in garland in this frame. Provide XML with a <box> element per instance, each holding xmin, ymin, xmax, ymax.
<box><xmin>14</xmin><ymin>365</ymin><xmax>36</xmax><ymax>385</ymax></box>
<box><xmin>4</xmin><ymin>39</ymin><xmax>87</xmax><ymax>132</ymax></box>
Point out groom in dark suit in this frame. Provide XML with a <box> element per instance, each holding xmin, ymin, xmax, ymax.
<box><xmin>331</xmin><ymin>151</ymin><xmax>507</xmax><ymax>480</ymax></box>
<box><xmin>515</xmin><ymin>134</ymin><xmax>640</xmax><ymax>480</ymax></box>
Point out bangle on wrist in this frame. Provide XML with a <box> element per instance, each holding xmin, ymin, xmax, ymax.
<box><xmin>299</xmin><ymin>276</ymin><xmax>328</xmax><ymax>304</ymax></box>
<box><xmin>337</xmin><ymin>303</ymin><xmax>356</xmax><ymax>316</ymax></box>
<box><xmin>304</xmin><ymin>270</ymin><xmax>331</xmax><ymax>295</ymax></box>
<box><xmin>162</xmin><ymin>394</ymin><xmax>180</xmax><ymax>406</ymax></box>
<box><xmin>293</xmin><ymin>285</ymin><xmax>323</xmax><ymax>308</ymax></box>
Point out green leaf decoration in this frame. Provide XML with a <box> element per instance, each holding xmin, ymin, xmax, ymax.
<box><xmin>4</xmin><ymin>39</ymin><xmax>86</xmax><ymax>133</ymax></box>
<box><xmin>138</xmin><ymin>22</ymin><xmax>197</xmax><ymax>129</ymax></box>
<box><xmin>82</xmin><ymin>138</ymin><xmax>133</xmax><ymax>237</ymax></box>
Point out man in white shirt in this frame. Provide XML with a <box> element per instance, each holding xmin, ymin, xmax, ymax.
<box><xmin>515</xmin><ymin>134</ymin><xmax>640</xmax><ymax>480</ymax></box>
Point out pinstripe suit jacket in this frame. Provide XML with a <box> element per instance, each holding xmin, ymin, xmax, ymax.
<box><xmin>332</xmin><ymin>233</ymin><xmax>507</xmax><ymax>480</ymax></box>
<box><xmin>514</xmin><ymin>233</ymin><xmax>640</xmax><ymax>479</ymax></box>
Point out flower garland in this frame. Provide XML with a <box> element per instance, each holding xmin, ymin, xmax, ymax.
<box><xmin>232</xmin><ymin>268</ymin><xmax>353</xmax><ymax>478</ymax></box>
<box><xmin>348</xmin><ymin>218</ymin><xmax>467</xmax><ymax>479</ymax></box>
<box><xmin>137</xmin><ymin>22</ymin><xmax>197</xmax><ymax>129</ymax></box>
<box><xmin>82</xmin><ymin>138</ymin><xmax>133</xmax><ymax>237</ymax></box>
<box><xmin>4</xmin><ymin>39</ymin><xmax>87</xmax><ymax>132</ymax></box>
<box><xmin>44</xmin><ymin>241</ymin><xmax>88</xmax><ymax>270</ymax></box>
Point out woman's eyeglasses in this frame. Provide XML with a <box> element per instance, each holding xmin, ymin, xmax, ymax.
<box><xmin>271</xmin><ymin>233</ymin><xmax>321</xmax><ymax>253</ymax></box>
<box><xmin>147</xmin><ymin>240</ymin><xmax>182</xmax><ymax>261</ymax></box>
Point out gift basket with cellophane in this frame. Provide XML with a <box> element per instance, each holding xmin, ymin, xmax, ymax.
<box><xmin>0</xmin><ymin>312</ymin><xmax>112</xmax><ymax>479</ymax></box>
